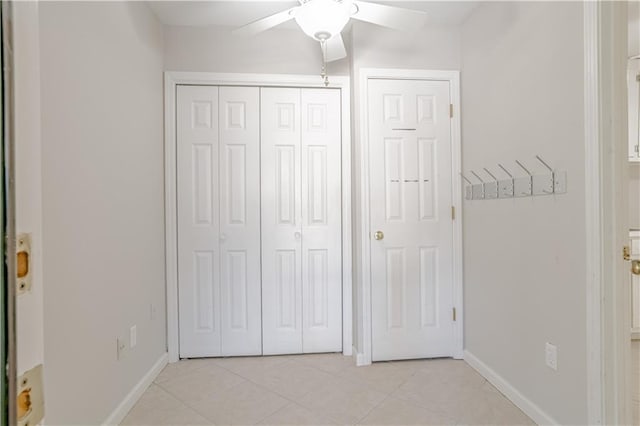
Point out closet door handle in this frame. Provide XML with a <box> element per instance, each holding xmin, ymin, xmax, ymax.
<box><xmin>219</xmin><ymin>233</ymin><xmax>227</xmax><ymax>242</ymax></box>
<box><xmin>294</xmin><ymin>231</ymin><xmax>302</xmax><ymax>241</ymax></box>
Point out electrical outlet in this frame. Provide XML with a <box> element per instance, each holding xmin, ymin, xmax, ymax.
<box><xmin>117</xmin><ymin>337</ymin><xmax>126</xmax><ymax>360</ymax></box>
<box><xmin>545</xmin><ymin>342</ymin><xmax>558</xmax><ymax>371</ymax></box>
<box><xmin>130</xmin><ymin>325</ymin><xmax>137</xmax><ymax>348</ymax></box>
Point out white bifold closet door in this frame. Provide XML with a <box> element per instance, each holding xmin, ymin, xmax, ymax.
<box><xmin>177</xmin><ymin>85</ymin><xmax>262</xmax><ymax>358</ymax></box>
<box><xmin>261</xmin><ymin>88</ymin><xmax>342</xmax><ymax>355</ymax></box>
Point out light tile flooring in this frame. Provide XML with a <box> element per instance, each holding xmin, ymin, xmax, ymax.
<box><xmin>121</xmin><ymin>354</ymin><xmax>534</xmax><ymax>426</ymax></box>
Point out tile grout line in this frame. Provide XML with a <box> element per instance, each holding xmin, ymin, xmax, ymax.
<box><xmin>352</xmin><ymin>362</ymin><xmax>426</xmax><ymax>425</ymax></box>
<box><xmin>207</xmin><ymin>359</ymin><xmax>336</xmax><ymax>425</ymax></box>
<box><xmin>129</xmin><ymin>383</ymin><xmax>212</xmax><ymax>425</ymax></box>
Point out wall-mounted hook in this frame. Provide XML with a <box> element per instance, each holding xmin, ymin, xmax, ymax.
<box><xmin>535</xmin><ymin>155</ymin><xmax>554</xmax><ymax>173</ymax></box>
<box><xmin>514</xmin><ymin>160</ymin><xmax>533</xmax><ymax>197</ymax></box>
<box><xmin>469</xmin><ymin>171</ymin><xmax>485</xmax><ymax>200</ymax></box>
<box><xmin>483</xmin><ymin>168</ymin><xmax>498</xmax><ymax>182</ymax></box>
<box><xmin>482</xmin><ymin>168</ymin><xmax>499</xmax><ymax>199</ymax></box>
<box><xmin>496</xmin><ymin>164</ymin><xmax>514</xmax><ymax>198</ymax></box>
<box><xmin>498</xmin><ymin>163</ymin><xmax>513</xmax><ymax>178</ymax></box>
<box><xmin>471</xmin><ymin>171</ymin><xmax>485</xmax><ymax>183</ymax></box>
<box><xmin>515</xmin><ymin>160</ymin><xmax>532</xmax><ymax>176</ymax></box>
<box><xmin>461</xmin><ymin>173</ymin><xmax>474</xmax><ymax>200</ymax></box>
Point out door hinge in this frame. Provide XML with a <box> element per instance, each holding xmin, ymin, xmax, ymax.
<box><xmin>451</xmin><ymin>206</ymin><xmax>455</xmax><ymax>220</ymax></box>
<box><xmin>449</xmin><ymin>104</ymin><xmax>453</xmax><ymax>118</ymax></box>
<box><xmin>452</xmin><ymin>307</ymin><xmax>457</xmax><ymax>321</ymax></box>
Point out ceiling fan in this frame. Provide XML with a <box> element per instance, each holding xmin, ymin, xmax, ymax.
<box><xmin>232</xmin><ymin>0</ymin><xmax>428</xmax><ymax>62</ymax></box>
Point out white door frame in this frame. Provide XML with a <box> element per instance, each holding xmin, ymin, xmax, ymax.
<box><xmin>164</xmin><ymin>71</ymin><xmax>352</xmax><ymax>363</ymax></box>
<box><xmin>357</xmin><ymin>68</ymin><xmax>463</xmax><ymax>365</ymax></box>
<box><xmin>585</xmin><ymin>1</ymin><xmax>631</xmax><ymax>425</ymax></box>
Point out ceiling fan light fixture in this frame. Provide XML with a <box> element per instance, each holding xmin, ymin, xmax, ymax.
<box><xmin>294</xmin><ymin>0</ymin><xmax>352</xmax><ymax>41</ymax></box>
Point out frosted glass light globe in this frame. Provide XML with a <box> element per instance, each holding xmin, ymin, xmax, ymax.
<box><xmin>294</xmin><ymin>0</ymin><xmax>352</xmax><ymax>41</ymax></box>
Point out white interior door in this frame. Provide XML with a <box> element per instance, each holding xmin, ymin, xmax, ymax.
<box><xmin>261</xmin><ymin>88</ymin><xmax>303</xmax><ymax>355</ymax></box>
<box><xmin>368</xmin><ymin>79</ymin><xmax>454</xmax><ymax>361</ymax></box>
<box><xmin>178</xmin><ymin>85</ymin><xmax>261</xmax><ymax>357</ymax></box>
<box><xmin>631</xmin><ymin>231</ymin><xmax>640</xmax><ymax>338</ymax></box>
<box><xmin>301</xmin><ymin>89</ymin><xmax>342</xmax><ymax>353</ymax></box>
<box><xmin>177</xmin><ymin>85</ymin><xmax>221</xmax><ymax>357</ymax></box>
<box><xmin>261</xmin><ymin>87</ymin><xmax>343</xmax><ymax>355</ymax></box>
<box><xmin>218</xmin><ymin>86</ymin><xmax>262</xmax><ymax>355</ymax></box>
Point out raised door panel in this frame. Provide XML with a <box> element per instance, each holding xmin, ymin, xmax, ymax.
<box><xmin>369</xmin><ymin>79</ymin><xmax>453</xmax><ymax>361</ymax></box>
<box><xmin>219</xmin><ymin>86</ymin><xmax>262</xmax><ymax>356</ymax></box>
<box><xmin>261</xmin><ymin>88</ymin><xmax>303</xmax><ymax>355</ymax></box>
<box><xmin>177</xmin><ymin>85</ymin><xmax>221</xmax><ymax>357</ymax></box>
<box><xmin>301</xmin><ymin>89</ymin><xmax>342</xmax><ymax>353</ymax></box>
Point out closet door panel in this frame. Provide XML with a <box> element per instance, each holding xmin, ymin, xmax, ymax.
<box><xmin>219</xmin><ymin>86</ymin><xmax>262</xmax><ymax>355</ymax></box>
<box><xmin>177</xmin><ymin>85</ymin><xmax>221</xmax><ymax>357</ymax></box>
<box><xmin>261</xmin><ymin>88</ymin><xmax>303</xmax><ymax>355</ymax></box>
<box><xmin>301</xmin><ymin>89</ymin><xmax>342</xmax><ymax>353</ymax></box>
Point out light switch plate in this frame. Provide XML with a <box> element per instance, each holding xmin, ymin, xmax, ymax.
<box><xmin>17</xmin><ymin>364</ymin><xmax>44</xmax><ymax>426</ymax></box>
<box><xmin>498</xmin><ymin>179</ymin><xmax>514</xmax><ymax>198</ymax></box>
<box><xmin>484</xmin><ymin>182</ymin><xmax>498</xmax><ymax>199</ymax></box>
<box><xmin>514</xmin><ymin>176</ymin><xmax>532</xmax><ymax>197</ymax></box>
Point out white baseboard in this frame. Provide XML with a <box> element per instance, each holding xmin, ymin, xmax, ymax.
<box><xmin>354</xmin><ymin>347</ymin><xmax>371</xmax><ymax>366</ymax></box>
<box><xmin>103</xmin><ymin>352</ymin><xmax>169</xmax><ymax>425</ymax></box>
<box><xmin>464</xmin><ymin>350</ymin><xmax>558</xmax><ymax>426</ymax></box>
<box><xmin>343</xmin><ymin>345</ymin><xmax>353</xmax><ymax>357</ymax></box>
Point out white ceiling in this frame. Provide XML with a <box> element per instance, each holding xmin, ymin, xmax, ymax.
<box><xmin>147</xmin><ymin>1</ymin><xmax>479</xmax><ymax>28</ymax></box>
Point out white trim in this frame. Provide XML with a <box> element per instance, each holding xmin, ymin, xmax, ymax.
<box><xmin>102</xmin><ymin>353</ymin><xmax>169</xmax><ymax>426</ymax></box>
<box><xmin>357</xmin><ymin>68</ymin><xmax>464</xmax><ymax>364</ymax></box>
<box><xmin>464</xmin><ymin>350</ymin><xmax>558</xmax><ymax>426</ymax></box>
<box><xmin>583</xmin><ymin>2</ymin><xmax>603</xmax><ymax>425</ymax></box>
<box><xmin>164</xmin><ymin>71</ymin><xmax>352</xmax><ymax>362</ymax></box>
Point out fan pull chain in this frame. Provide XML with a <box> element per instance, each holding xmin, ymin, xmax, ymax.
<box><xmin>320</xmin><ymin>40</ymin><xmax>330</xmax><ymax>87</ymax></box>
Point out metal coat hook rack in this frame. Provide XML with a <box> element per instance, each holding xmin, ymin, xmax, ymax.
<box><xmin>463</xmin><ymin>155</ymin><xmax>567</xmax><ymax>201</ymax></box>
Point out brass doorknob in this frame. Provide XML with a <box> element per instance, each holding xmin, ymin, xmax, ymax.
<box><xmin>632</xmin><ymin>260</ymin><xmax>640</xmax><ymax>276</ymax></box>
<box><xmin>374</xmin><ymin>231</ymin><xmax>384</xmax><ymax>240</ymax></box>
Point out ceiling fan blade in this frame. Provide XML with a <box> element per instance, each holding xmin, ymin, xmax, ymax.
<box><xmin>232</xmin><ymin>8</ymin><xmax>297</xmax><ymax>37</ymax></box>
<box><xmin>323</xmin><ymin>34</ymin><xmax>347</xmax><ymax>62</ymax></box>
<box><xmin>351</xmin><ymin>1</ymin><xmax>427</xmax><ymax>32</ymax></box>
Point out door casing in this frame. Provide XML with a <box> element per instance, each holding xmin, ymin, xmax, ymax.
<box><xmin>164</xmin><ymin>72</ymin><xmax>352</xmax><ymax>363</ymax></box>
<box><xmin>356</xmin><ymin>68</ymin><xmax>463</xmax><ymax>366</ymax></box>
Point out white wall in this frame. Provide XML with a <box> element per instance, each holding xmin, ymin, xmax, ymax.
<box><xmin>461</xmin><ymin>2</ymin><xmax>587</xmax><ymax>424</ymax></box>
<box><xmin>38</xmin><ymin>2</ymin><xmax>166</xmax><ymax>423</ymax></box>
<box><xmin>164</xmin><ymin>24</ymin><xmax>349</xmax><ymax>76</ymax></box>
<box><xmin>13</xmin><ymin>0</ymin><xmax>45</xmax><ymax>379</ymax></box>
<box><xmin>350</xmin><ymin>22</ymin><xmax>461</xmax><ymax>355</ymax></box>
